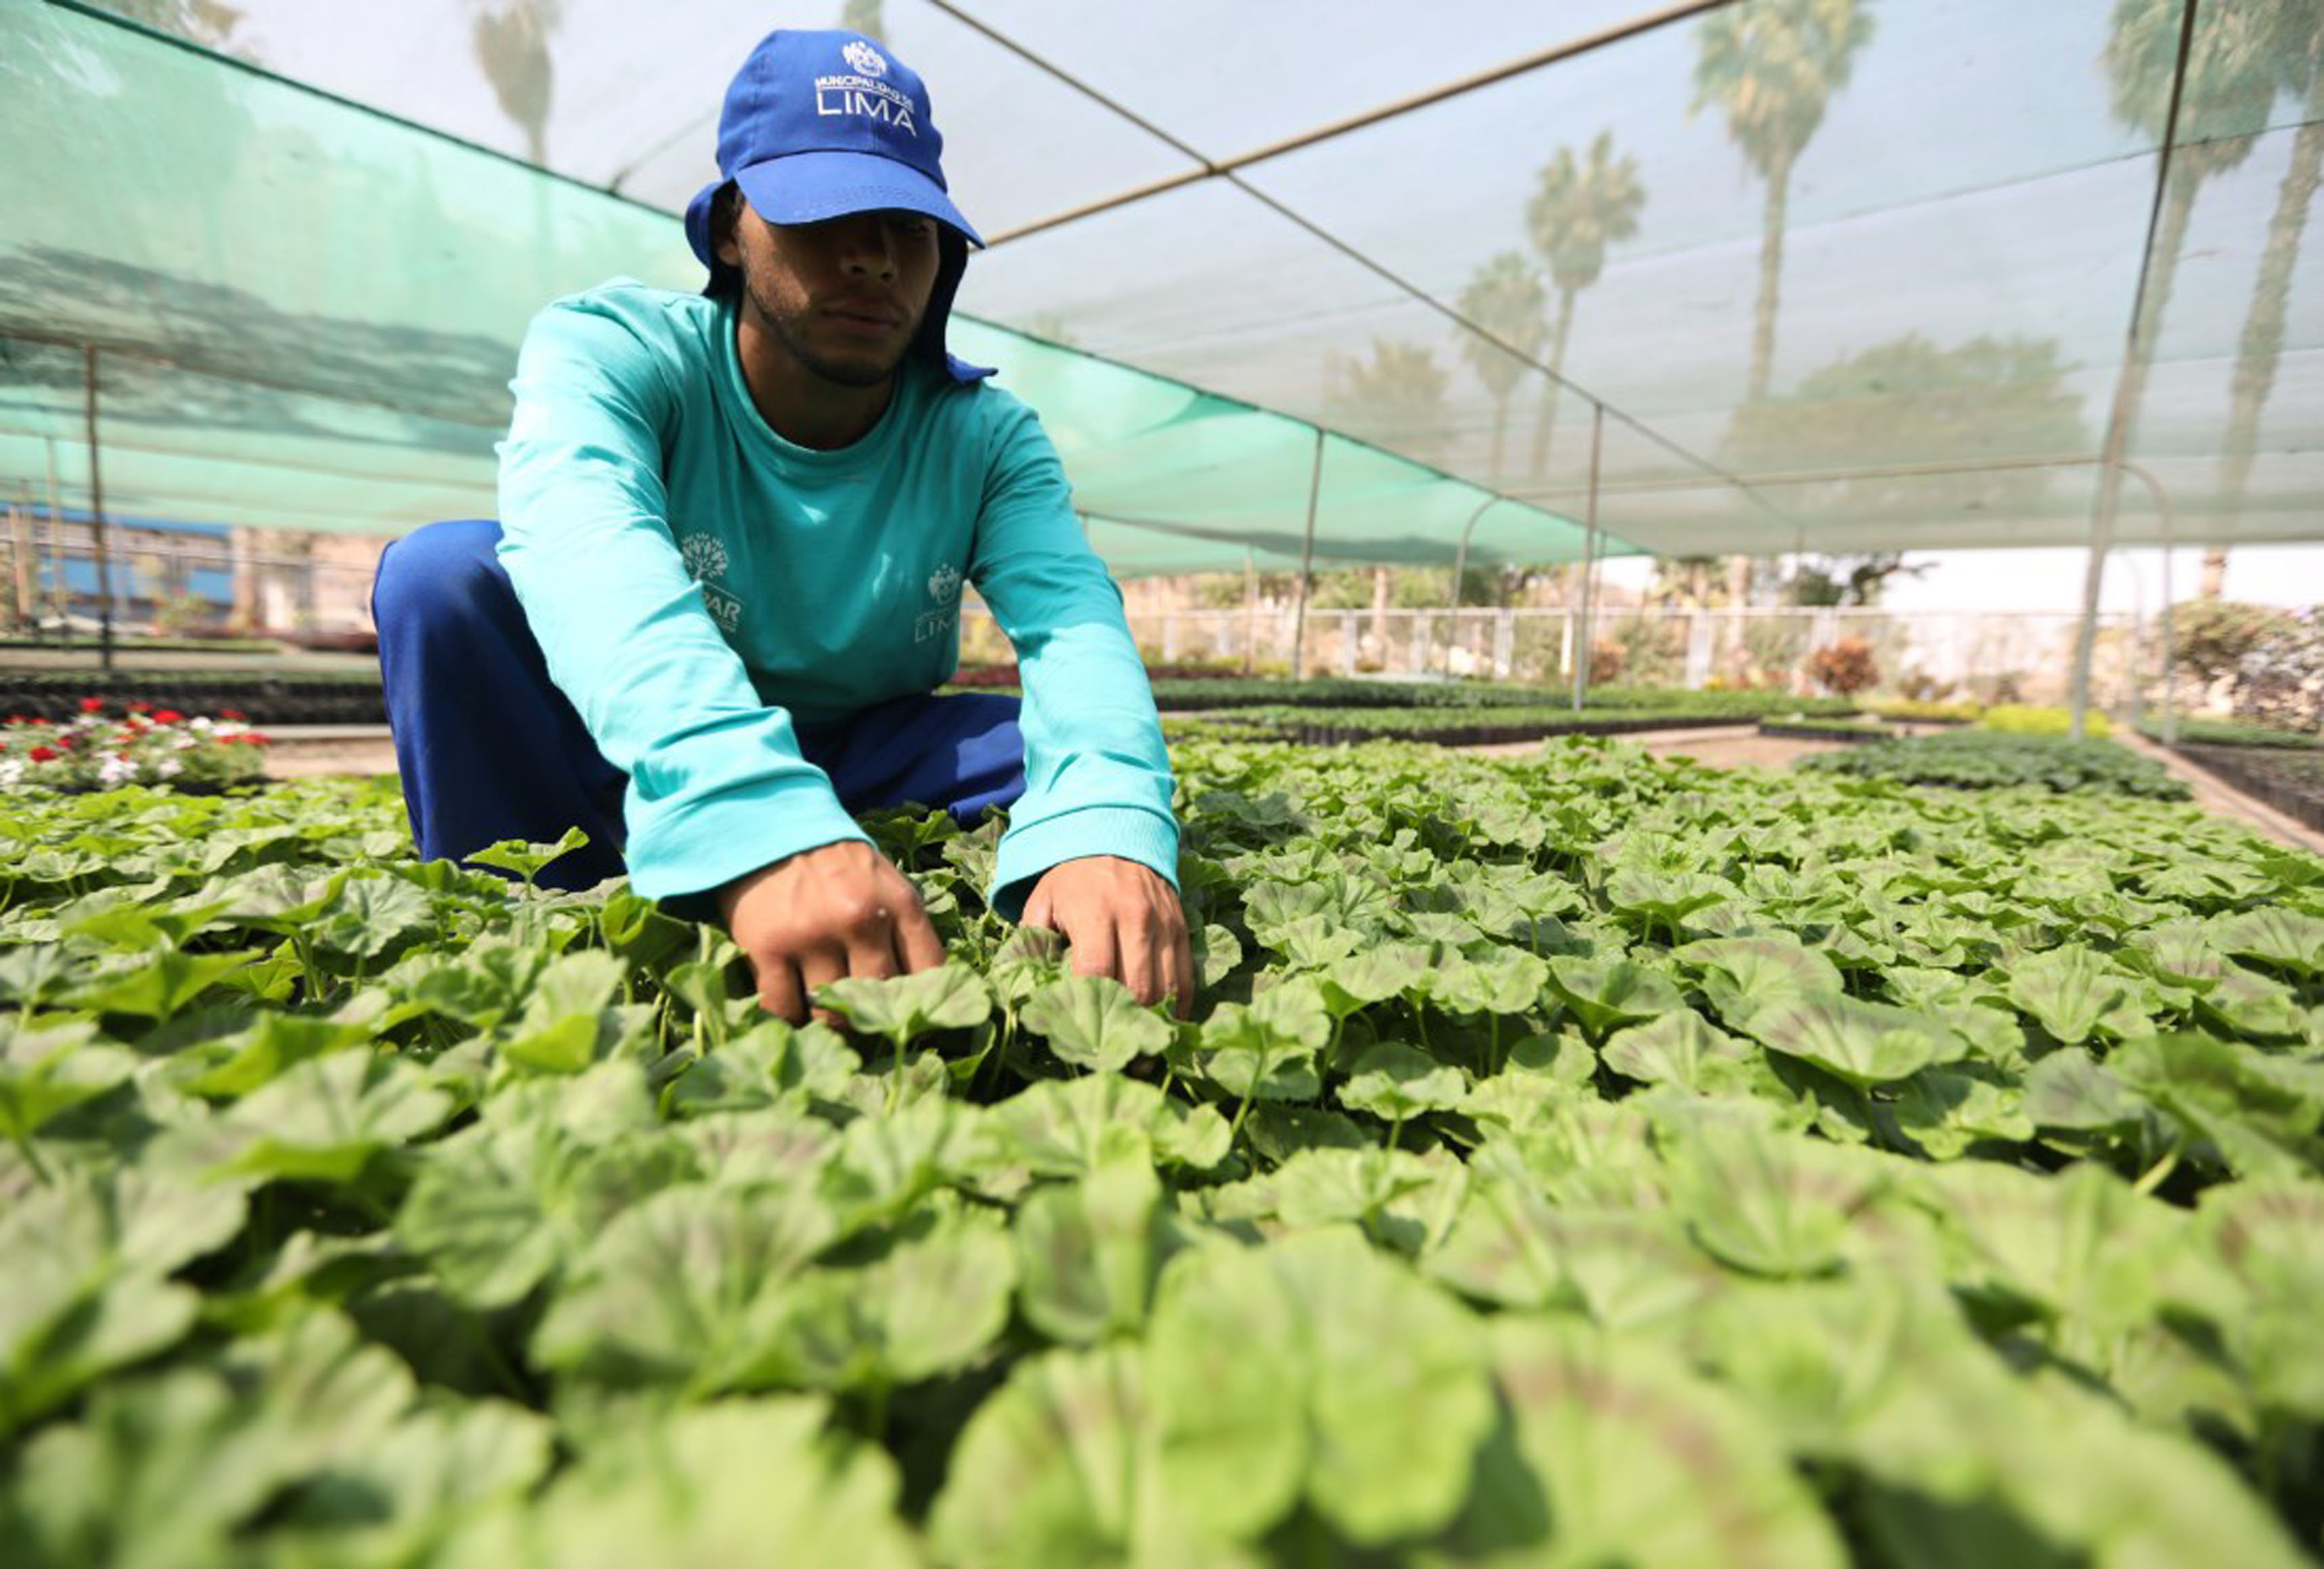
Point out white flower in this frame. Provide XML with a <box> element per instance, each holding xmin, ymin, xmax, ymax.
<box><xmin>99</xmin><ymin>754</ymin><xmax>137</xmax><ymax>787</ymax></box>
<box><xmin>0</xmin><ymin>760</ymin><xmax>22</xmax><ymax>788</ymax></box>
<box><xmin>189</xmin><ymin>717</ymin><xmax>213</xmax><ymax>731</ymax></box>
<box><xmin>173</xmin><ymin>735</ymin><xmax>197</xmax><ymax>750</ymax></box>
<box><xmin>156</xmin><ymin>758</ymin><xmax>182</xmax><ymax>778</ymax></box>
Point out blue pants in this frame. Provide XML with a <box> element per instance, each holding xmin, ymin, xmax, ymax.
<box><xmin>371</xmin><ymin>520</ymin><xmax>1026</xmax><ymax>898</ymax></box>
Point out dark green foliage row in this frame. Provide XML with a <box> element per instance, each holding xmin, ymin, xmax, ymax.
<box><xmin>2147</xmin><ymin>718</ymin><xmax>2324</xmax><ymax>752</ymax></box>
<box><xmin>1</xmin><ymin>736</ymin><xmax>2319</xmax><ymax>1564</ymax></box>
<box><xmin>1799</xmin><ymin>731</ymin><xmax>2191</xmax><ymax>799</ymax></box>
<box><xmin>0</xmin><ymin>670</ymin><xmax>386</xmax><ymax>725</ymax></box>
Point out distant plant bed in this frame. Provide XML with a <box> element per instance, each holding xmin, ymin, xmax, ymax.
<box><xmin>2172</xmin><ymin>744</ymin><xmax>2324</xmax><ymax>834</ymax></box>
<box><xmin>1797</xmin><ymin>731</ymin><xmax>2186</xmax><ymax>799</ymax></box>
<box><xmin>1756</xmin><ymin>716</ymin><xmax>1896</xmax><ymax>743</ymax></box>
<box><xmin>951</xmin><ymin>660</ymin><xmax>1245</xmax><ymax>689</ymax></box>
<box><xmin>1979</xmin><ymin>704</ymin><xmax>2111</xmax><ymax>738</ymax></box>
<box><xmin>1114</xmin><ymin>678</ymin><xmax>1858</xmax><ymax>719</ymax></box>
<box><xmin>1</xmin><ymin>700</ymin><xmax>270</xmax><ymax>791</ymax></box>
<box><xmin>0</xmin><ymin>668</ymin><xmax>385</xmax><ymax>725</ymax></box>
<box><xmin>1861</xmin><ymin>699</ymin><xmax>1980</xmax><ymax>724</ymax></box>
<box><xmin>1190</xmin><ymin>704</ymin><xmax>1794</xmax><ymax>748</ymax></box>
<box><xmin>2143</xmin><ymin>717</ymin><xmax>2323</xmax><ymax>751</ymax></box>
<box><xmin>275</xmin><ymin>628</ymin><xmax>380</xmax><ymax>654</ymax></box>
<box><xmin>0</xmin><ymin>633</ymin><xmax>282</xmax><ymax>654</ymax></box>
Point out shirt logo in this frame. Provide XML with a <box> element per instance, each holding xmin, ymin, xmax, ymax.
<box><xmin>842</xmin><ymin>40</ymin><xmax>887</xmax><ymax>76</ymax></box>
<box><xmin>678</xmin><ymin>532</ymin><xmax>729</xmax><ymax>583</ymax></box>
<box><xmin>927</xmin><ymin>562</ymin><xmax>961</xmax><ymax>604</ymax></box>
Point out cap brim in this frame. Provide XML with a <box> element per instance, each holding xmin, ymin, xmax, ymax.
<box><xmin>733</xmin><ymin>152</ymin><xmax>984</xmax><ymax>248</ymax></box>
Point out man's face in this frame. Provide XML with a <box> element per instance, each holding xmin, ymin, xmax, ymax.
<box><xmin>719</xmin><ymin>198</ymin><xmax>942</xmax><ymax>389</ymax></box>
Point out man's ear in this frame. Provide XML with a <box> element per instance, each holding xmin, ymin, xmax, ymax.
<box><xmin>712</xmin><ymin>185</ymin><xmax>744</xmax><ymax>269</ymax></box>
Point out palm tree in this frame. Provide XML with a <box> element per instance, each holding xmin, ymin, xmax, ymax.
<box><xmin>1690</xmin><ymin>0</ymin><xmax>1874</xmax><ymax>405</ymax></box>
<box><xmin>1523</xmin><ymin>131</ymin><xmax>1646</xmax><ymax>482</ymax></box>
<box><xmin>473</xmin><ymin>0</ymin><xmax>563</xmax><ymax>166</ymax></box>
<box><xmin>2105</xmin><ymin>0</ymin><xmax>2281</xmax><ymax>599</ymax></box>
<box><xmin>1323</xmin><ymin>339</ymin><xmax>1453</xmax><ymax>470</ymax></box>
<box><xmin>1455</xmin><ymin>252</ymin><xmax>1547</xmax><ymax>486</ymax></box>
<box><xmin>1691</xmin><ymin>0</ymin><xmax>1871</xmax><ymax>619</ymax></box>
<box><xmin>2208</xmin><ymin>3</ymin><xmax>2324</xmax><ymax>597</ymax></box>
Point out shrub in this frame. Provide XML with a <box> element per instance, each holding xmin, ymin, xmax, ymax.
<box><xmin>1806</xmin><ymin>637</ymin><xmax>1879</xmax><ymax>696</ymax></box>
<box><xmin>1980</xmin><ymin>704</ymin><xmax>2110</xmax><ymax>739</ymax></box>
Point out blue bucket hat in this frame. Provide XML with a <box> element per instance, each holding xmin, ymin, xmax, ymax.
<box><xmin>686</xmin><ymin>30</ymin><xmax>988</xmax><ymax>381</ymax></box>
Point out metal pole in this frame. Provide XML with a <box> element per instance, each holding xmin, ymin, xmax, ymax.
<box><xmin>2111</xmin><ymin>459</ymin><xmax>2178</xmax><ymax>746</ymax></box>
<box><xmin>1570</xmin><ymin>402</ymin><xmax>1604</xmax><ymax>712</ymax></box>
<box><xmin>1445</xmin><ymin>495</ymin><xmax>1499</xmax><ymax>677</ymax></box>
<box><xmin>1287</xmin><ymin>428</ymin><xmax>1325</xmax><ymax>679</ymax></box>
<box><xmin>1241</xmin><ymin>547</ymin><xmax>1258</xmax><ymax>675</ymax></box>
<box><xmin>2069</xmin><ymin>0</ymin><xmax>2197</xmax><ymax>744</ymax></box>
<box><xmin>83</xmin><ymin>347</ymin><xmax>116</xmax><ymax>672</ymax></box>
<box><xmin>42</xmin><ymin>438</ymin><xmax>68</xmax><ymax>641</ymax></box>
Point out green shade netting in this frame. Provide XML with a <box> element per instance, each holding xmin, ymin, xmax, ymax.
<box><xmin>3</xmin><ymin>0</ymin><xmax>2320</xmax><ymax>569</ymax></box>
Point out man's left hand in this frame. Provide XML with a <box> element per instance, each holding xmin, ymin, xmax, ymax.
<box><xmin>1020</xmin><ymin>856</ymin><xmax>1194</xmax><ymax>1018</ymax></box>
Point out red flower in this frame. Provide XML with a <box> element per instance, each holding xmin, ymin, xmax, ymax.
<box><xmin>6</xmin><ymin>714</ymin><xmax>26</xmax><ymax>725</ymax></box>
<box><xmin>78</xmin><ymin>697</ymin><xmax>104</xmax><ymax>713</ymax></box>
<box><xmin>127</xmin><ymin>700</ymin><xmax>152</xmax><ymax>713</ymax></box>
<box><xmin>220</xmin><ymin>708</ymin><xmax>247</xmax><ymax>722</ymax></box>
<box><xmin>28</xmin><ymin>746</ymin><xmax>58</xmax><ymax>762</ymax></box>
<box><xmin>153</xmin><ymin>709</ymin><xmax>184</xmax><ymax>725</ymax></box>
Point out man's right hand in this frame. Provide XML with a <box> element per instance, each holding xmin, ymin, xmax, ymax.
<box><xmin>716</xmin><ymin>840</ymin><xmax>946</xmax><ymax>1024</ymax></box>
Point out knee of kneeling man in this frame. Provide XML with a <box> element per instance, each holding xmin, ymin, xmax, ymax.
<box><xmin>373</xmin><ymin>520</ymin><xmax>509</xmax><ymax>627</ymax></box>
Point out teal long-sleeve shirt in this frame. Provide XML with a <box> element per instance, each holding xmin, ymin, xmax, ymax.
<box><xmin>495</xmin><ymin>279</ymin><xmax>1179</xmax><ymax>914</ymax></box>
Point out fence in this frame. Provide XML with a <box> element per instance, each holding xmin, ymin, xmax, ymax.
<box><xmin>0</xmin><ymin>518</ymin><xmax>385</xmax><ymax>637</ymax></box>
<box><xmin>970</xmin><ymin>602</ymin><xmax>2155</xmax><ymax>711</ymax></box>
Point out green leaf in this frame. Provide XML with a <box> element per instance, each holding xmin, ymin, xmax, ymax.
<box><xmin>70</xmin><ymin>948</ymin><xmax>257</xmax><ymax>1024</ymax></box>
<box><xmin>762</xmin><ymin>1208</ymin><xmax>1018</xmax><ymax>1390</ymax></box>
<box><xmin>989</xmin><ymin>1074</ymin><xmax>1232</xmax><ymax>1179</ymax></box>
<box><xmin>532</xmin><ymin>1182</ymin><xmax>839</xmax><ymax>1394</ymax></box>
<box><xmin>1672</xmin><ymin>933</ymin><xmax>1846</xmax><ymax>1028</ymax></box>
<box><xmin>660</xmin><ymin>1019</ymin><xmax>859</xmax><ymax>1118</ymax></box>
<box><xmin>1542</xmin><ymin>956</ymin><xmax>1682</xmax><ymax>1041</ymax></box>
<box><xmin>0</xmin><ymin>1020</ymin><xmax>135</xmax><ymax>1145</ymax></box>
<box><xmin>462</xmin><ymin>825</ymin><xmax>591</xmax><ymax>884</ymax></box>
<box><xmin>1739</xmin><ymin>994</ymin><xmax>1958</xmax><ymax>1088</ymax></box>
<box><xmin>1015</xmin><ymin>1150</ymin><xmax>1169</xmax><ymax>1346</ymax></box>
<box><xmin>1600</xmin><ymin>1010</ymin><xmax>1755</xmax><ymax>1092</ymax></box>
<box><xmin>1435</xmin><ymin>1317</ymin><xmax>1848</xmax><ymax>1567</ymax></box>
<box><xmin>932</xmin><ymin>1347</ymin><xmax>1232</xmax><ymax>1568</ymax></box>
<box><xmin>1427</xmin><ymin>1167</ymin><xmax>1718</xmax><ymax>1329</ymax></box>
<box><xmin>817</xmin><ymin>963</ymin><xmax>993</xmax><ymax>1047</ymax></box>
<box><xmin>2001</xmin><ymin>945</ymin><xmax>2154</xmax><ymax>1045</ymax></box>
<box><xmin>1021</xmin><ymin>973</ymin><xmax>1172</xmax><ymax>1072</ymax></box>
<box><xmin>311</xmin><ymin>872</ymin><xmax>438</xmax><ymax>960</ymax></box>
<box><xmin>1888</xmin><ymin>1068</ymin><xmax>2034</xmax><ymax>1160</ymax></box>
<box><xmin>1338</xmin><ymin>1043</ymin><xmax>1466</xmax><ymax>1122</ymax></box>
<box><xmin>188</xmin><ymin>1052</ymin><xmax>453</xmax><ymax>1187</ymax></box>
<box><xmin>2208</xmin><ymin>907</ymin><xmax>2324</xmax><ymax>978</ymax></box>
<box><xmin>1147</xmin><ymin>1230</ymin><xmax>1494</xmax><ymax>1547</ymax></box>
<box><xmin>445</xmin><ymin>1397</ymin><xmax>919</xmax><ymax>1568</ymax></box>
<box><xmin>0</xmin><ymin>1169</ymin><xmax>246</xmax><ymax>1435</ymax></box>
<box><xmin>2110</xmin><ymin>1034</ymin><xmax>2324</xmax><ymax>1181</ymax></box>
<box><xmin>1662</xmin><ymin>1119</ymin><xmax>1890</xmax><ymax>1278</ymax></box>
<box><xmin>172</xmin><ymin>1013</ymin><xmax>369</xmax><ymax>1099</ymax></box>
<box><xmin>1427</xmin><ymin>945</ymin><xmax>1549</xmax><ymax>1016</ymax></box>
<box><xmin>2020</xmin><ymin>1048</ymin><xmax>2145</xmax><ymax>1132</ymax></box>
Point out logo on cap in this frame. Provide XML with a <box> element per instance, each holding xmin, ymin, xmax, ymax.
<box><xmin>927</xmin><ymin>562</ymin><xmax>962</xmax><ymax>604</ymax></box>
<box><xmin>842</xmin><ymin>40</ymin><xmax>887</xmax><ymax>76</ymax></box>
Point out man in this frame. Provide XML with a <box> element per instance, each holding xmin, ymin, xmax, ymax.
<box><xmin>372</xmin><ymin>28</ymin><xmax>1191</xmax><ymax>1021</ymax></box>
